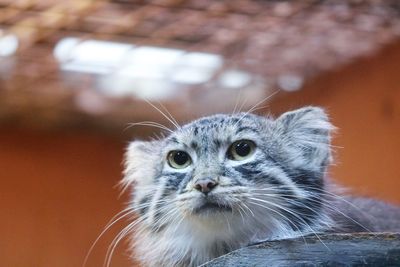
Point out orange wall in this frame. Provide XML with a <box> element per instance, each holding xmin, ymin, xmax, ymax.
<box><xmin>0</xmin><ymin>130</ymin><xmax>132</xmax><ymax>267</ymax></box>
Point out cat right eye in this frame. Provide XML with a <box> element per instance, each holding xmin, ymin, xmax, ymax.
<box><xmin>227</xmin><ymin>140</ymin><xmax>256</xmax><ymax>161</ymax></box>
<box><xmin>167</xmin><ymin>150</ymin><xmax>192</xmax><ymax>169</ymax></box>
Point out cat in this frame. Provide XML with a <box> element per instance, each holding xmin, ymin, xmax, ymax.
<box><xmin>120</xmin><ymin>106</ymin><xmax>400</xmax><ymax>267</ymax></box>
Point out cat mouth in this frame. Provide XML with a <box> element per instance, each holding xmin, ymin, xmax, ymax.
<box><xmin>193</xmin><ymin>201</ymin><xmax>233</xmax><ymax>214</ymax></box>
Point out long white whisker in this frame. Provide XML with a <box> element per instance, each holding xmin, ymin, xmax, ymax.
<box><xmin>83</xmin><ymin>207</ymin><xmax>137</xmax><ymax>267</ymax></box>
<box><xmin>251</xmin><ymin>187</ymin><xmax>373</xmax><ymax>233</ymax></box>
<box><xmin>245</xmin><ymin>90</ymin><xmax>280</xmax><ymax>115</ymax></box>
<box><xmin>232</xmin><ymin>88</ymin><xmax>243</xmax><ymax>114</ymax></box>
<box><xmin>236</xmin><ymin>204</ymin><xmax>246</xmax><ymax>224</ymax></box>
<box><xmin>234</xmin><ymin>90</ymin><xmax>280</xmax><ymax>128</ymax></box>
<box><xmin>247</xmin><ymin>200</ymin><xmax>308</xmax><ymax>245</ymax></box>
<box><xmin>105</xmin><ymin>221</ymin><xmax>136</xmax><ymax>267</ymax></box>
<box><xmin>249</xmin><ymin>197</ymin><xmax>327</xmax><ymax>249</ymax></box>
<box><xmin>105</xmin><ymin>214</ymin><xmax>149</xmax><ymax>267</ymax></box>
<box><xmin>85</xmin><ymin>198</ymin><xmax>171</xmax><ymax>267</ymax></box>
<box><xmin>292</xmin><ymin>185</ymin><xmax>377</xmax><ymax>230</ymax></box>
<box><xmin>223</xmin><ymin>212</ymin><xmax>232</xmax><ymax>233</ymax></box>
<box><xmin>236</xmin><ymin>96</ymin><xmax>248</xmax><ymax>114</ymax></box>
<box><xmin>124</xmin><ymin>121</ymin><xmax>174</xmax><ymax>133</ymax></box>
<box><xmin>239</xmin><ymin>201</ymin><xmax>255</xmax><ymax>218</ymax></box>
<box><xmin>142</xmin><ymin>98</ymin><xmax>181</xmax><ymax>129</ymax></box>
<box><xmin>152</xmin><ymin>207</ymin><xmax>180</xmax><ymax>233</ymax></box>
<box><xmin>156</xmin><ymin>101</ymin><xmax>180</xmax><ymax>129</ymax></box>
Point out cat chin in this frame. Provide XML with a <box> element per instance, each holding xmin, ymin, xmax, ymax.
<box><xmin>133</xmin><ymin>204</ymin><xmax>291</xmax><ymax>267</ymax></box>
<box><xmin>183</xmin><ymin>192</ymin><xmax>244</xmax><ymax>217</ymax></box>
<box><xmin>182</xmin><ymin>210</ymin><xmax>244</xmax><ymax>231</ymax></box>
<box><xmin>191</xmin><ymin>199</ymin><xmax>233</xmax><ymax>215</ymax></box>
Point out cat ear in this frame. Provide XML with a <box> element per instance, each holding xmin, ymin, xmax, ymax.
<box><xmin>121</xmin><ymin>140</ymin><xmax>160</xmax><ymax>193</ymax></box>
<box><xmin>275</xmin><ymin>106</ymin><xmax>335</xmax><ymax>171</ymax></box>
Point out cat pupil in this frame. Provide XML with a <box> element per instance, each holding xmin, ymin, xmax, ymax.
<box><xmin>174</xmin><ymin>151</ymin><xmax>189</xmax><ymax>165</ymax></box>
<box><xmin>235</xmin><ymin>142</ymin><xmax>250</xmax><ymax>156</ymax></box>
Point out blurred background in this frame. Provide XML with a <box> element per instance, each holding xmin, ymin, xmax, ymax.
<box><xmin>0</xmin><ymin>0</ymin><xmax>399</xmax><ymax>266</ymax></box>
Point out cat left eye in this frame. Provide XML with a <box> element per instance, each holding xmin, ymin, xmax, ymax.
<box><xmin>227</xmin><ymin>140</ymin><xmax>256</xmax><ymax>161</ymax></box>
<box><xmin>167</xmin><ymin>150</ymin><xmax>192</xmax><ymax>169</ymax></box>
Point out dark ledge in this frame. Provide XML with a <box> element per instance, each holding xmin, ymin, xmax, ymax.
<box><xmin>201</xmin><ymin>233</ymin><xmax>400</xmax><ymax>267</ymax></box>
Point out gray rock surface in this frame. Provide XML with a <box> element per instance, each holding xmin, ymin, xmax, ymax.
<box><xmin>201</xmin><ymin>233</ymin><xmax>400</xmax><ymax>267</ymax></box>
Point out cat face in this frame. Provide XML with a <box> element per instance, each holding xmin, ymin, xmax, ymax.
<box><xmin>123</xmin><ymin>107</ymin><xmax>333</xmax><ymax>237</ymax></box>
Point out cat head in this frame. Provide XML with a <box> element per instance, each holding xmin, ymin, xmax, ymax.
<box><xmin>123</xmin><ymin>107</ymin><xmax>334</xmax><ymax>239</ymax></box>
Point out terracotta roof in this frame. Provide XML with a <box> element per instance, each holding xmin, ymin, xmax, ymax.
<box><xmin>0</xmin><ymin>0</ymin><xmax>400</xmax><ymax>132</ymax></box>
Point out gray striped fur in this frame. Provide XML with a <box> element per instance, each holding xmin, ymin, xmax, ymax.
<box><xmin>121</xmin><ymin>107</ymin><xmax>400</xmax><ymax>267</ymax></box>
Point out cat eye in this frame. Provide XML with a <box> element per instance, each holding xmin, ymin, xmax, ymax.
<box><xmin>167</xmin><ymin>150</ymin><xmax>192</xmax><ymax>169</ymax></box>
<box><xmin>227</xmin><ymin>140</ymin><xmax>256</xmax><ymax>161</ymax></box>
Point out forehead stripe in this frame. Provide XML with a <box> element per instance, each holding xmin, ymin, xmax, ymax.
<box><xmin>236</xmin><ymin>126</ymin><xmax>259</xmax><ymax>133</ymax></box>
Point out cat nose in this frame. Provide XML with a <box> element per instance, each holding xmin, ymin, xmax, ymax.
<box><xmin>194</xmin><ymin>178</ymin><xmax>218</xmax><ymax>194</ymax></box>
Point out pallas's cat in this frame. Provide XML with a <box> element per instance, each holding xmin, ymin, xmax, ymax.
<box><xmin>121</xmin><ymin>107</ymin><xmax>400</xmax><ymax>267</ymax></box>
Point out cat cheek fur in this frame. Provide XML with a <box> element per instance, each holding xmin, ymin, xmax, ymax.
<box><xmin>121</xmin><ymin>140</ymin><xmax>161</xmax><ymax>195</ymax></box>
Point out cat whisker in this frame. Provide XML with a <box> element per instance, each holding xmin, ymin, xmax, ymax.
<box><xmin>107</xmin><ymin>210</ymin><xmax>159</xmax><ymax>267</ymax></box>
<box><xmin>250</xmin><ymin>175</ymin><xmax>376</xmax><ymax>233</ymax></box>
<box><xmin>232</xmin><ymin>88</ymin><xmax>245</xmax><ymax>115</ymax></box>
<box><xmin>105</xmin><ymin>218</ymin><xmax>142</xmax><ymax>267</ymax></box>
<box><xmin>236</xmin><ymin>203</ymin><xmax>247</xmax><ymax>224</ymax></box>
<box><xmin>249</xmin><ymin>197</ymin><xmax>328</xmax><ymax>250</ymax></box>
<box><xmin>251</xmin><ymin>190</ymin><xmax>373</xmax><ymax>233</ymax></box>
<box><xmin>105</xmin><ymin>200</ymin><xmax>175</xmax><ymax>267</ymax></box>
<box><xmin>244</xmin><ymin>89</ymin><xmax>280</xmax><ymax>115</ymax></box>
<box><xmin>152</xmin><ymin>206</ymin><xmax>181</xmax><ymax>233</ymax></box>
<box><xmin>222</xmin><ymin>212</ymin><xmax>232</xmax><ymax>233</ymax></box>
<box><xmin>124</xmin><ymin>121</ymin><xmax>174</xmax><ymax>133</ymax></box>
<box><xmin>156</xmin><ymin>100</ymin><xmax>180</xmax><ymax>130</ymax></box>
<box><xmin>247</xmin><ymin>200</ymin><xmax>309</xmax><ymax>246</ymax></box>
<box><xmin>234</xmin><ymin>90</ymin><xmax>280</xmax><ymax>127</ymax></box>
<box><xmin>170</xmin><ymin>212</ymin><xmax>186</xmax><ymax>239</ymax></box>
<box><xmin>236</xmin><ymin>95</ymin><xmax>248</xmax><ymax>114</ymax></box>
<box><xmin>240</xmin><ymin>202</ymin><xmax>256</xmax><ymax>218</ymax></box>
<box><xmin>294</xmin><ymin>185</ymin><xmax>377</xmax><ymax>225</ymax></box>
<box><xmin>245</xmin><ymin>104</ymin><xmax>269</xmax><ymax>114</ymax></box>
<box><xmin>142</xmin><ymin>98</ymin><xmax>181</xmax><ymax>130</ymax></box>
<box><xmin>83</xmin><ymin>207</ymin><xmax>136</xmax><ymax>267</ymax></box>
<box><xmin>85</xmin><ymin>198</ymin><xmax>171</xmax><ymax>267</ymax></box>
<box><xmin>229</xmin><ymin>195</ymin><xmax>256</xmax><ymax>219</ymax></box>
